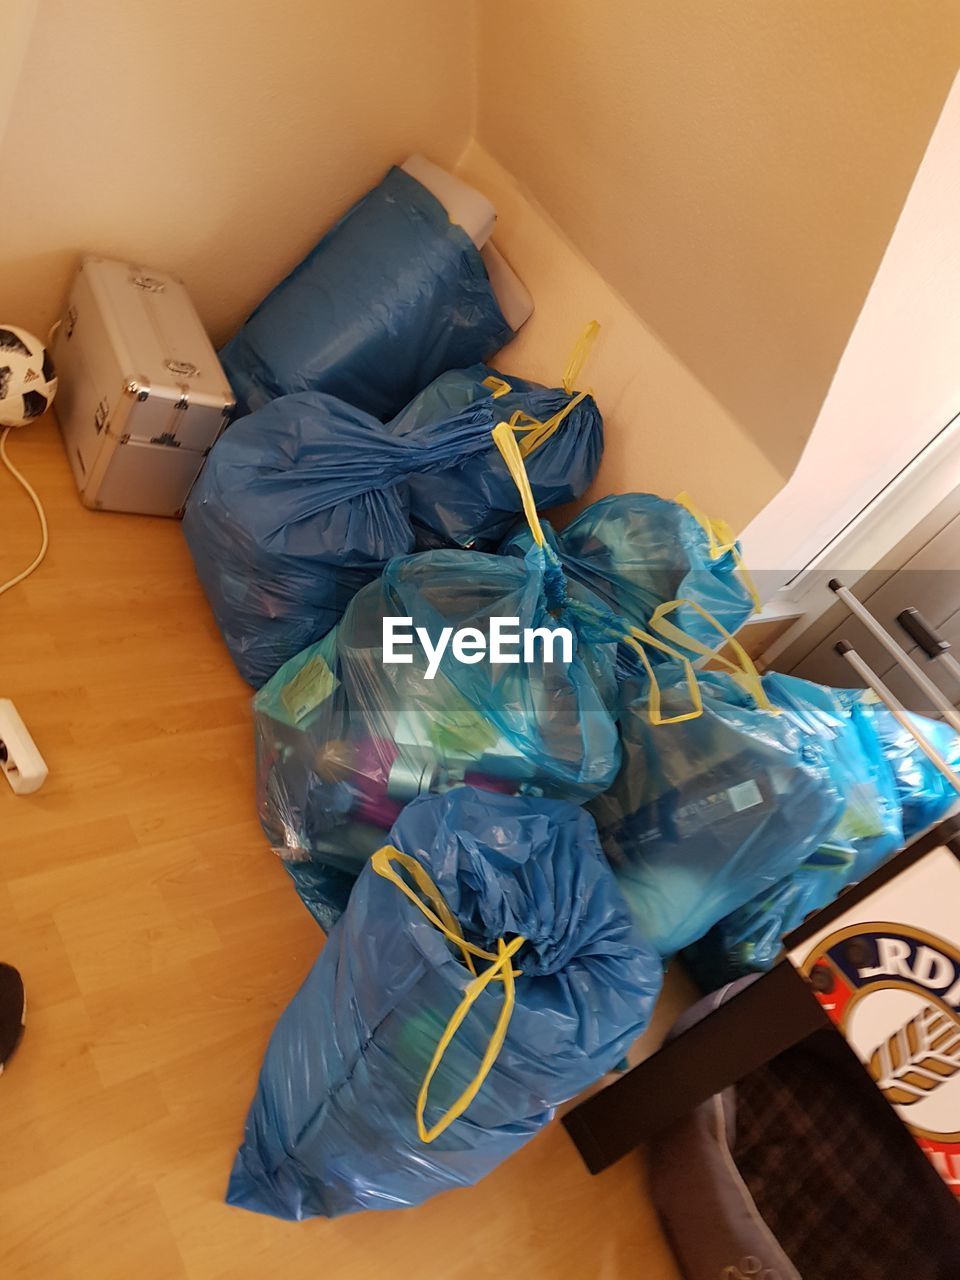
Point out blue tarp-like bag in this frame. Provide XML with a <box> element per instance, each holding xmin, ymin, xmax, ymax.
<box><xmin>764</xmin><ymin>675</ymin><xmax>903</xmax><ymax>879</ymax></box>
<box><xmin>183</xmin><ymin>392</ymin><xmax>499</xmax><ymax>687</ymax></box>
<box><xmin>852</xmin><ymin>697</ymin><xmax>960</xmax><ymax>838</ymax></box>
<box><xmin>502</xmin><ymin>491</ymin><xmax>756</xmax><ymax>651</ymax></box>
<box><xmin>682</xmin><ymin>840</ymin><xmax>869</xmax><ymax>986</ymax></box>
<box><xmin>227</xmin><ymin>788</ymin><xmax>663</xmax><ymax>1218</ymax></box>
<box><xmin>588</xmin><ymin>661</ymin><xmax>844</xmax><ymax>955</ymax></box>
<box><xmin>220</xmin><ymin>167</ymin><xmax>515</xmax><ymax>421</ymax></box>
<box><xmin>682</xmin><ymin>677</ymin><xmax>904</xmax><ymax>982</ymax></box>
<box><xmin>388</xmin><ymin>362</ymin><xmax>603</xmax><ymax>550</ymax></box>
<box><xmin>254</xmin><ymin>538</ymin><xmax>623</xmax><ymax>930</ymax></box>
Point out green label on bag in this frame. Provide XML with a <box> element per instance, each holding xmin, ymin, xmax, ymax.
<box><xmin>281</xmin><ymin>655</ymin><xmax>338</xmax><ymax>723</ymax></box>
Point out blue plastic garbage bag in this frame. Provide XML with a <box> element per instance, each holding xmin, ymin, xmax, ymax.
<box><xmin>763</xmin><ymin>675</ymin><xmax>903</xmax><ymax>879</ymax></box>
<box><xmin>254</xmin><ymin>540</ymin><xmax>623</xmax><ymax>930</ymax></box>
<box><xmin>502</xmin><ymin>491</ymin><xmax>756</xmax><ymax>651</ymax></box>
<box><xmin>682</xmin><ymin>840</ymin><xmax>864</xmax><ymax>986</ymax></box>
<box><xmin>227</xmin><ymin>787</ymin><xmax>663</xmax><ymax>1218</ymax></box>
<box><xmin>680</xmin><ymin>676</ymin><xmax>904</xmax><ymax>983</ymax></box>
<box><xmin>588</xmin><ymin>660</ymin><xmax>844</xmax><ymax>955</ymax></box>
<box><xmin>388</xmin><ymin>364</ymin><xmax>603</xmax><ymax>550</ymax></box>
<box><xmin>220</xmin><ymin>167</ymin><xmax>514</xmax><ymax>421</ymax></box>
<box><xmin>183</xmin><ymin>391</ymin><xmax>499</xmax><ymax>687</ymax></box>
<box><xmin>851</xmin><ymin>696</ymin><xmax>960</xmax><ymax>838</ymax></box>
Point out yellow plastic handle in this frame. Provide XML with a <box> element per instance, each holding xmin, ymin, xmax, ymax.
<box><xmin>648</xmin><ymin>598</ymin><xmax>778</xmax><ymax>714</ymax></box>
<box><xmin>416</xmin><ymin>933</ymin><xmax>525</xmax><ymax>1143</ymax></box>
<box><xmin>481</xmin><ymin>375</ymin><xmax>512</xmax><ymax>400</ymax></box>
<box><xmin>371</xmin><ymin>846</ymin><xmax>525</xmax><ymax>1145</ymax></box>
<box><xmin>492</xmin><ymin>421</ymin><xmax>547</xmax><ymax>548</ymax></box>
<box><xmin>624</xmin><ymin>627</ymin><xmax>704</xmax><ymax>725</ymax></box>
<box><xmin>562</xmin><ymin>320</ymin><xmax>600</xmax><ymax>393</ymax></box>
<box><xmin>675</xmin><ymin>491</ymin><xmax>760</xmax><ymax>610</ymax></box>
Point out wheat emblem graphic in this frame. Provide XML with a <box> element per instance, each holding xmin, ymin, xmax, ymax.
<box><xmin>868</xmin><ymin>1004</ymin><xmax>960</xmax><ymax>1107</ymax></box>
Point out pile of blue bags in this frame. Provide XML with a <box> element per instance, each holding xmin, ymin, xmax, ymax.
<box><xmin>190</xmin><ymin>158</ymin><xmax>960</xmax><ymax>1221</ymax></box>
<box><xmin>683</xmin><ymin>689</ymin><xmax>960</xmax><ymax>986</ymax></box>
<box><xmin>253</xmin><ymin>528</ymin><xmax>624</xmax><ymax>931</ymax></box>
<box><xmin>186</xmin><ymin>168</ymin><xmax>604</xmax><ymax>687</ymax></box>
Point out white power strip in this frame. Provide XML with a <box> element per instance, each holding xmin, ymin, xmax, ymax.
<box><xmin>0</xmin><ymin>699</ymin><xmax>48</xmax><ymax>794</ymax></box>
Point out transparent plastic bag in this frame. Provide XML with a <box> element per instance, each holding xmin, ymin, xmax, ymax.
<box><xmin>681</xmin><ymin>677</ymin><xmax>905</xmax><ymax>983</ymax></box>
<box><xmin>589</xmin><ymin>659</ymin><xmax>844</xmax><ymax>956</ymax></box>
<box><xmin>502</xmin><ymin>488</ymin><xmax>756</xmax><ymax>651</ymax></box>
<box><xmin>254</xmin><ymin>530</ymin><xmax>623</xmax><ymax>929</ymax></box>
<box><xmin>851</xmin><ymin>695</ymin><xmax>960</xmax><ymax>838</ymax></box>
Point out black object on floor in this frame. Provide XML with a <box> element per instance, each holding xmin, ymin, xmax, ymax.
<box><xmin>0</xmin><ymin>963</ymin><xmax>25</xmax><ymax>1072</ymax></box>
<box><xmin>647</xmin><ymin>980</ymin><xmax>960</xmax><ymax>1280</ymax></box>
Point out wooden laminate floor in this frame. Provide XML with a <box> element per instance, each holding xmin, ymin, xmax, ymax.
<box><xmin>0</xmin><ymin>417</ymin><xmax>682</xmax><ymax>1280</ymax></box>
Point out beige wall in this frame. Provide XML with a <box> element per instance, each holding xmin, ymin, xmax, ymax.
<box><xmin>476</xmin><ymin>1</ymin><xmax>960</xmax><ymax>476</ymax></box>
<box><xmin>458</xmin><ymin>144</ymin><xmax>784</xmax><ymax>530</ymax></box>
<box><xmin>2</xmin><ymin>1</ymin><xmax>956</xmax><ymax>503</ymax></box>
<box><xmin>0</xmin><ymin>1</ymin><xmax>37</xmax><ymax>151</ymax></box>
<box><xmin>0</xmin><ymin>0</ymin><xmax>475</xmax><ymax>343</ymax></box>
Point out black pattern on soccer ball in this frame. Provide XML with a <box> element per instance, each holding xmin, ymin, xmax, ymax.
<box><xmin>0</xmin><ymin>329</ymin><xmax>31</xmax><ymax>357</ymax></box>
<box><xmin>22</xmin><ymin>391</ymin><xmax>48</xmax><ymax>419</ymax></box>
<box><xmin>0</xmin><ymin>367</ymin><xmax>10</xmax><ymax>400</ymax></box>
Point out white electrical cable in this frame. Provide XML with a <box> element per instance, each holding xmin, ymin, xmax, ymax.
<box><xmin>0</xmin><ymin>426</ymin><xmax>49</xmax><ymax>595</ymax></box>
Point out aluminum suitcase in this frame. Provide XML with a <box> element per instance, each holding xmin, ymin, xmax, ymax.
<box><xmin>52</xmin><ymin>256</ymin><xmax>234</xmax><ymax>516</ymax></box>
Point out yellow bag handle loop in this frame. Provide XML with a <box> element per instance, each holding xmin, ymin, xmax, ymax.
<box><xmin>481</xmin><ymin>375</ymin><xmax>512</xmax><ymax>400</ymax></box>
<box><xmin>674</xmin><ymin>491</ymin><xmax>760</xmax><ymax>611</ymax></box>
<box><xmin>416</xmin><ymin>934</ymin><xmax>525</xmax><ymax>1143</ymax></box>
<box><xmin>562</xmin><ymin>320</ymin><xmax>600</xmax><ymax>393</ymax></box>
<box><xmin>371</xmin><ymin>846</ymin><xmax>526</xmax><ymax>1145</ymax></box>
<box><xmin>492</xmin><ymin>421</ymin><xmax>547</xmax><ymax>548</ymax></box>
<box><xmin>623</xmin><ymin>626</ymin><xmax>704</xmax><ymax>725</ymax></box>
<box><xmin>648</xmin><ymin>598</ymin><xmax>778</xmax><ymax>714</ymax></box>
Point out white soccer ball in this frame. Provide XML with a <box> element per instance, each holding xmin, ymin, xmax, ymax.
<box><xmin>0</xmin><ymin>326</ymin><xmax>58</xmax><ymax>428</ymax></box>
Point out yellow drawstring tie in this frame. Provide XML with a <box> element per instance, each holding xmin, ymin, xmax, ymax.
<box><xmin>480</xmin><ymin>323</ymin><xmax>600</xmax><ymax>459</ymax></box>
<box><xmin>511</xmin><ymin>389</ymin><xmax>590</xmax><ymax>458</ymax></box>
<box><xmin>562</xmin><ymin>320</ymin><xmax>600</xmax><ymax>394</ymax></box>
<box><xmin>492</xmin><ymin>424</ymin><xmax>705</xmax><ymax>726</ymax></box>
<box><xmin>371</xmin><ymin>846</ymin><xmax>525</xmax><ymax>1144</ymax></box>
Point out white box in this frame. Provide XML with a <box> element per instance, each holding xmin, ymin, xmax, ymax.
<box><xmin>52</xmin><ymin>256</ymin><xmax>234</xmax><ymax>516</ymax></box>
